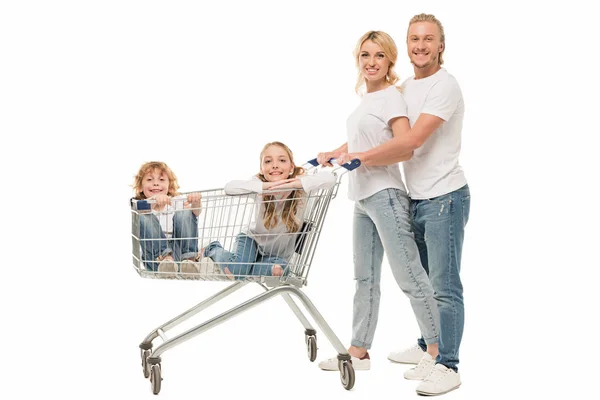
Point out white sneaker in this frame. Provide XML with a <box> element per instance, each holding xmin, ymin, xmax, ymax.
<box><xmin>180</xmin><ymin>260</ymin><xmax>201</xmax><ymax>275</ymax></box>
<box><xmin>318</xmin><ymin>354</ymin><xmax>370</xmax><ymax>371</ymax></box>
<box><xmin>197</xmin><ymin>257</ymin><xmax>225</xmax><ymax>277</ymax></box>
<box><xmin>388</xmin><ymin>344</ymin><xmax>425</xmax><ymax>364</ymax></box>
<box><xmin>416</xmin><ymin>363</ymin><xmax>461</xmax><ymax>396</ymax></box>
<box><xmin>404</xmin><ymin>353</ymin><xmax>435</xmax><ymax>380</ymax></box>
<box><xmin>157</xmin><ymin>259</ymin><xmax>177</xmax><ymax>277</ymax></box>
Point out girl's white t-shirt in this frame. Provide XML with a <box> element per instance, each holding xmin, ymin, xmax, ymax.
<box><xmin>223</xmin><ymin>172</ymin><xmax>336</xmax><ymax>259</ymax></box>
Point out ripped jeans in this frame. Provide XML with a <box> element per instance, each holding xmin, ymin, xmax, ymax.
<box><xmin>351</xmin><ymin>188</ymin><xmax>440</xmax><ymax>349</ymax></box>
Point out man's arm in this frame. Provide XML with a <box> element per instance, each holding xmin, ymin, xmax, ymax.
<box><xmin>360</xmin><ymin>113</ymin><xmax>444</xmax><ymax>167</ymax></box>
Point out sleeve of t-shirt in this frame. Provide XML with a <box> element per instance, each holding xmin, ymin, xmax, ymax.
<box><xmin>382</xmin><ymin>89</ymin><xmax>408</xmax><ymax>125</ymax></box>
<box><xmin>224</xmin><ymin>176</ymin><xmax>263</xmax><ymax>194</ymax></box>
<box><xmin>421</xmin><ymin>78</ymin><xmax>462</xmax><ymax>121</ymax></box>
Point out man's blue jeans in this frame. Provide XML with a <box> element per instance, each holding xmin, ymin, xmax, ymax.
<box><xmin>413</xmin><ymin>185</ymin><xmax>470</xmax><ymax>372</ymax></box>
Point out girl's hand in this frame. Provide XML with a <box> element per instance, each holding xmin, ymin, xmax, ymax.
<box><xmin>185</xmin><ymin>192</ymin><xmax>202</xmax><ymax>216</ymax></box>
<box><xmin>267</xmin><ymin>179</ymin><xmax>303</xmax><ymax>190</ymax></box>
<box><xmin>262</xmin><ymin>179</ymin><xmax>297</xmax><ymax>190</ymax></box>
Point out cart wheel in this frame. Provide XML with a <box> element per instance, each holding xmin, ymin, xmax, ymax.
<box><xmin>339</xmin><ymin>360</ymin><xmax>355</xmax><ymax>390</ymax></box>
<box><xmin>141</xmin><ymin>349</ymin><xmax>151</xmax><ymax>379</ymax></box>
<box><xmin>150</xmin><ymin>364</ymin><xmax>162</xmax><ymax>395</ymax></box>
<box><xmin>306</xmin><ymin>335</ymin><xmax>317</xmax><ymax>362</ymax></box>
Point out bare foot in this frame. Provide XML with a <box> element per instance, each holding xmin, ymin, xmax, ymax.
<box><xmin>272</xmin><ymin>264</ymin><xmax>283</xmax><ymax>276</ymax></box>
<box><xmin>223</xmin><ymin>267</ymin><xmax>235</xmax><ymax>280</ymax></box>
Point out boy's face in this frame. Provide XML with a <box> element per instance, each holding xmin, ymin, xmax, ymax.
<box><xmin>260</xmin><ymin>145</ymin><xmax>295</xmax><ymax>182</ymax></box>
<box><xmin>141</xmin><ymin>168</ymin><xmax>170</xmax><ymax>198</ymax></box>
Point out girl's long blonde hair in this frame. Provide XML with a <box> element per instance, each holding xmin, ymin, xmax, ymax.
<box><xmin>256</xmin><ymin>142</ymin><xmax>305</xmax><ymax>233</ymax></box>
<box><xmin>132</xmin><ymin>161</ymin><xmax>180</xmax><ymax>200</ymax></box>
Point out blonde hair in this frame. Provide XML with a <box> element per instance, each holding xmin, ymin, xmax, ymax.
<box><xmin>353</xmin><ymin>30</ymin><xmax>400</xmax><ymax>95</ymax></box>
<box><xmin>132</xmin><ymin>161</ymin><xmax>180</xmax><ymax>200</ymax></box>
<box><xmin>408</xmin><ymin>13</ymin><xmax>446</xmax><ymax>65</ymax></box>
<box><xmin>256</xmin><ymin>141</ymin><xmax>305</xmax><ymax>233</ymax></box>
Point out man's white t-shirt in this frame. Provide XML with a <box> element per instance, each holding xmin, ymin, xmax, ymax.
<box><xmin>347</xmin><ymin>85</ymin><xmax>408</xmax><ymax>201</ymax></box>
<box><xmin>401</xmin><ymin>68</ymin><xmax>467</xmax><ymax>199</ymax></box>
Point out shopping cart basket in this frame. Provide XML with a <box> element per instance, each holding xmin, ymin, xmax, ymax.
<box><xmin>131</xmin><ymin>158</ymin><xmax>360</xmax><ymax>394</ymax></box>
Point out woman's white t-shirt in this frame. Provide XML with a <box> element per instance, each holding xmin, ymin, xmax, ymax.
<box><xmin>347</xmin><ymin>85</ymin><xmax>408</xmax><ymax>201</ymax></box>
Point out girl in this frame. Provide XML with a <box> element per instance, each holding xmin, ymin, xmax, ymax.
<box><xmin>316</xmin><ymin>31</ymin><xmax>440</xmax><ymax>374</ymax></box>
<box><xmin>203</xmin><ymin>141</ymin><xmax>335</xmax><ymax>278</ymax></box>
<box><xmin>132</xmin><ymin>161</ymin><xmax>203</xmax><ymax>275</ymax></box>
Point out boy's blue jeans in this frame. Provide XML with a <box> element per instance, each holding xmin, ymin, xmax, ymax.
<box><xmin>139</xmin><ymin>210</ymin><xmax>199</xmax><ymax>271</ymax></box>
<box><xmin>413</xmin><ymin>185</ymin><xmax>470</xmax><ymax>372</ymax></box>
<box><xmin>204</xmin><ymin>233</ymin><xmax>288</xmax><ymax>277</ymax></box>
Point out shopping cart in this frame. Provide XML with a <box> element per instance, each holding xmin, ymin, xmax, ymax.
<box><xmin>131</xmin><ymin>158</ymin><xmax>360</xmax><ymax>395</ymax></box>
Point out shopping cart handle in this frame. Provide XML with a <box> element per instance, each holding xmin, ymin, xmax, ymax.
<box><xmin>307</xmin><ymin>158</ymin><xmax>361</xmax><ymax>171</ymax></box>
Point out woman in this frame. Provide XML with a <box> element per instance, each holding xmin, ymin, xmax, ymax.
<box><xmin>317</xmin><ymin>31</ymin><xmax>440</xmax><ymax>375</ymax></box>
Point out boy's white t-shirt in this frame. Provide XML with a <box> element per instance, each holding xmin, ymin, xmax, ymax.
<box><xmin>401</xmin><ymin>68</ymin><xmax>467</xmax><ymax>199</ymax></box>
<box><xmin>347</xmin><ymin>85</ymin><xmax>408</xmax><ymax>201</ymax></box>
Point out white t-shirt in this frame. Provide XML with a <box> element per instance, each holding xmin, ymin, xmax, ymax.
<box><xmin>347</xmin><ymin>85</ymin><xmax>408</xmax><ymax>201</ymax></box>
<box><xmin>401</xmin><ymin>68</ymin><xmax>467</xmax><ymax>199</ymax></box>
<box><xmin>224</xmin><ymin>172</ymin><xmax>336</xmax><ymax>259</ymax></box>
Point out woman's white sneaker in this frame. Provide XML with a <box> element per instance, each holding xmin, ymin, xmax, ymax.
<box><xmin>404</xmin><ymin>353</ymin><xmax>435</xmax><ymax>380</ymax></box>
<box><xmin>318</xmin><ymin>353</ymin><xmax>371</xmax><ymax>371</ymax></box>
<box><xmin>388</xmin><ymin>344</ymin><xmax>425</xmax><ymax>364</ymax></box>
<box><xmin>416</xmin><ymin>363</ymin><xmax>461</xmax><ymax>396</ymax></box>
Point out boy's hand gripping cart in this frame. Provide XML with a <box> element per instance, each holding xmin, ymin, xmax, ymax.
<box><xmin>131</xmin><ymin>159</ymin><xmax>360</xmax><ymax>395</ymax></box>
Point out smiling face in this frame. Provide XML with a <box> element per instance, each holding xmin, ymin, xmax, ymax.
<box><xmin>407</xmin><ymin>21</ymin><xmax>443</xmax><ymax>75</ymax></box>
<box><xmin>358</xmin><ymin>39</ymin><xmax>390</xmax><ymax>90</ymax></box>
<box><xmin>260</xmin><ymin>145</ymin><xmax>295</xmax><ymax>182</ymax></box>
<box><xmin>141</xmin><ymin>168</ymin><xmax>170</xmax><ymax>198</ymax></box>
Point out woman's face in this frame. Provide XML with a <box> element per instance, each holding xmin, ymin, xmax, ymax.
<box><xmin>260</xmin><ymin>145</ymin><xmax>295</xmax><ymax>182</ymax></box>
<box><xmin>358</xmin><ymin>40</ymin><xmax>390</xmax><ymax>84</ymax></box>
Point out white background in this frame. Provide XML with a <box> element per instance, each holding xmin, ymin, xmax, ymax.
<box><xmin>1</xmin><ymin>1</ymin><xmax>598</xmax><ymax>399</ymax></box>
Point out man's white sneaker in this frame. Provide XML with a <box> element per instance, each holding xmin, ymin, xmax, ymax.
<box><xmin>416</xmin><ymin>363</ymin><xmax>461</xmax><ymax>396</ymax></box>
<box><xmin>404</xmin><ymin>353</ymin><xmax>435</xmax><ymax>380</ymax></box>
<box><xmin>318</xmin><ymin>354</ymin><xmax>370</xmax><ymax>371</ymax></box>
<box><xmin>388</xmin><ymin>344</ymin><xmax>425</xmax><ymax>364</ymax></box>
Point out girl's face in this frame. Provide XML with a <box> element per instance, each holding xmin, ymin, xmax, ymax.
<box><xmin>141</xmin><ymin>168</ymin><xmax>170</xmax><ymax>198</ymax></box>
<box><xmin>358</xmin><ymin>39</ymin><xmax>390</xmax><ymax>84</ymax></box>
<box><xmin>260</xmin><ymin>145</ymin><xmax>295</xmax><ymax>182</ymax></box>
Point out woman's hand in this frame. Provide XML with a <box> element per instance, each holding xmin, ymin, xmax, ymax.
<box><xmin>185</xmin><ymin>192</ymin><xmax>202</xmax><ymax>216</ymax></box>
<box><xmin>336</xmin><ymin>152</ymin><xmax>364</xmax><ymax>166</ymax></box>
<box><xmin>317</xmin><ymin>151</ymin><xmax>340</xmax><ymax>167</ymax></box>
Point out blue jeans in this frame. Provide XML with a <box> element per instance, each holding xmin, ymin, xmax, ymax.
<box><xmin>413</xmin><ymin>185</ymin><xmax>470</xmax><ymax>372</ymax></box>
<box><xmin>351</xmin><ymin>188</ymin><xmax>440</xmax><ymax>349</ymax></box>
<box><xmin>139</xmin><ymin>210</ymin><xmax>199</xmax><ymax>271</ymax></box>
<box><xmin>204</xmin><ymin>233</ymin><xmax>289</xmax><ymax>278</ymax></box>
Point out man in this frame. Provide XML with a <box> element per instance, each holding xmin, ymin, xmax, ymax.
<box><xmin>336</xmin><ymin>13</ymin><xmax>470</xmax><ymax>396</ymax></box>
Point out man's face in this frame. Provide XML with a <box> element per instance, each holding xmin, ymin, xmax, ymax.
<box><xmin>407</xmin><ymin>21</ymin><xmax>443</xmax><ymax>70</ymax></box>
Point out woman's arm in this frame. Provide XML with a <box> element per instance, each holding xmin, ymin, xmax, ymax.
<box><xmin>317</xmin><ymin>142</ymin><xmax>348</xmax><ymax>166</ymax></box>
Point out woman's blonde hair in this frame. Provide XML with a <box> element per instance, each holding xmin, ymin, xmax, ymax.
<box><xmin>354</xmin><ymin>30</ymin><xmax>400</xmax><ymax>95</ymax></box>
<box><xmin>132</xmin><ymin>161</ymin><xmax>180</xmax><ymax>200</ymax></box>
<box><xmin>256</xmin><ymin>141</ymin><xmax>305</xmax><ymax>233</ymax></box>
